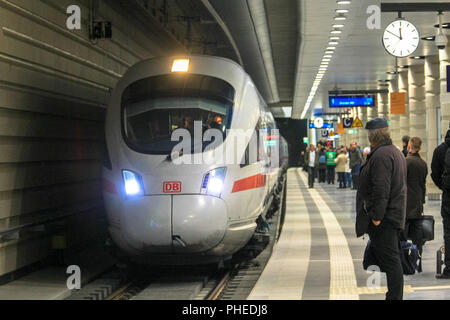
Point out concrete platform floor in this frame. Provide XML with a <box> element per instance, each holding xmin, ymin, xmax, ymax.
<box><xmin>249</xmin><ymin>168</ymin><xmax>450</xmax><ymax>300</ymax></box>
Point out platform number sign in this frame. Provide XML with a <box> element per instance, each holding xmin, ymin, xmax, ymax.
<box><xmin>343</xmin><ymin>118</ymin><xmax>354</xmax><ymax>128</ymax></box>
<box><xmin>163</xmin><ymin>181</ymin><xmax>182</xmax><ymax>193</ymax></box>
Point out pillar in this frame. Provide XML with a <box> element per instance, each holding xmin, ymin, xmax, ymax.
<box><xmin>389</xmin><ymin>79</ymin><xmax>401</xmax><ymax>147</ymax></box>
<box><xmin>426</xmin><ymin>55</ymin><xmax>440</xmax><ymax>194</ymax></box>
<box><xmin>408</xmin><ymin>63</ymin><xmax>426</xmax><ymax>157</ymax></box>
<box><xmin>398</xmin><ymin>70</ymin><xmax>409</xmax><ymax>148</ymax></box>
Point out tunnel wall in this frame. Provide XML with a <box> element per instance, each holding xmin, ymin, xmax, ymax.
<box><xmin>0</xmin><ymin>0</ymin><xmax>179</xmax><ymax>276</ymax></box>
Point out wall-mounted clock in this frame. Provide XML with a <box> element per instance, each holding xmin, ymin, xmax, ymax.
<box><xmin>382</xmin><ymin>19</ymin><xmax>420</xmax><ymax>58</ymax></box>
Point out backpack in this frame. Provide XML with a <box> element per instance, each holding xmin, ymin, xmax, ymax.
<box><xmin>399</xmin><ymin>241</ymin><xmax>421</xmax><ymax>275</ymax></box>
<box><xmin>364</xmin><ymin>240</ymin><xmax>421</xmax><ymax>275</ymax></box>
<box><xmin>442</xmin><ymin>146</ymin><xmax>450</xmax><ymax>190</ymax></box>
<box><xmin>319</xmin><ymin>155</ymin><xmax>326</xmax><ymax>164</ymax></box>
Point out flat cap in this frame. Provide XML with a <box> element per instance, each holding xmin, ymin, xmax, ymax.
<box><xmin>365</xmin><ymin>118</ymin><xmax>388</xmax><ymax>130</ymax></box>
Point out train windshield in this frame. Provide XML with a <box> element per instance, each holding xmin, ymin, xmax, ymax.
<box><xmin>122</xmin><ymin>74</ymin><xmax>235</xmax><ymax>154</ymax></box>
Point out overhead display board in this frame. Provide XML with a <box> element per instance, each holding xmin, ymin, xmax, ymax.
<box><xmin>329</xmin><ymin>95</ymin><xmax>375</xmax><ymax>108</ymax></box>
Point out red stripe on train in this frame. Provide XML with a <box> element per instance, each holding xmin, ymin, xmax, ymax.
<box><xmin>231</xmin><ymin>174</ymin><xmax>266</xmax><ymax>193</ymax></box>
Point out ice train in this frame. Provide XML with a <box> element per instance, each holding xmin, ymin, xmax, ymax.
<box><xmin>102</xmin><ymin>55</ymin><xmax>288</xmax><ymax>265</ymax></box>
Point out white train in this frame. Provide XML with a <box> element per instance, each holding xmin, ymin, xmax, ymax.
<box><xmin>103</xmin><ymin>55</ymin><xmax>288</xmax><ymax>265</ymax></box>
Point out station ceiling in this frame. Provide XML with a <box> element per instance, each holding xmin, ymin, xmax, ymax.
<box><xmin>204</xmin><ymin>0</ymin><xmax>450</xmax><ymax>119</ymax></box>
<box><xmin>129</xmin><ymin>0</ymin><xmax>450</xmax><ymax>120</ymax></box>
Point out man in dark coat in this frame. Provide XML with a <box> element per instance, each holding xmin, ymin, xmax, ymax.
<box><xmin>404</xmin><ymin>137</ymin><xmax>428</xmax><ymax>266</ymax></box>
<box><xmin>356</xmin><ymin>118</ymin><xmax>407</xmax><ymax>300</ymax></box>
<box><xmin>431</xmin><ymin>128</ymin><xmax>450</xmax><ymax>279</ymax></box>
<box><xmin>304</xmin><ymin>144</ymin><xmax>319</xmax><ymax>188</ymax></box>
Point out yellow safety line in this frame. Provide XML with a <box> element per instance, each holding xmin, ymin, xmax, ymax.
<box><xmin>299</xmin><ymin>172</ymin><xmax>359</xmax><ymax>300</ymax></box>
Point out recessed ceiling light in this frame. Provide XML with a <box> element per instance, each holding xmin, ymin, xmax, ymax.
<box><xmin>434</xmin><ymin>22</ymin><xmax>450</xmax><ymax>29</ymax></box>
<box><xmin>332</xmin><ymin>24</ymin><xmax>344</xmax><ymax>28</ymax></box>
<box><xmin>398</xmin><ymin>65</ymin><xmax>409</xmax><ymax>69</ymax></box>
<box><xmin>329</xmin><ymin>41</ymin><xmax>339</xmax><ymax>45</ymax></box>
<box><xmin>334</xmin><ymin>15</ymin><xmax>347</xmax><ymax>21</ymax></box>
<box><xmin>336</xmin><ymin>9</ymin><xmax>349</xmax><ymax>13</ymax></box>
<box><xmin>325</xmin><ymin>50</ymin><xmax>334</xmax><ymax>54</ymax></box>
<box><xmin>410</xmin><ymin>56</ymin><xmax>425</xmax><ymax>60</ymax></box>
<box><xmin>331</xmin><ymin>30</ymin><xmax>342</xmax><ymax>34</ymax></box>
<box><xmin>323</xmin><ymin>55</ymin><xmax>333</xmax><ymax>58</ymax></box>
<box><xmin>386</xmin><ymin>71</ymin><xmax>396</xmax><ymax>75</ymax></box>
<box><xmin>422</xmin><ymin>36</ymin><xmax>435</xmax><ymax>41</ymax></box>
<box><xmin>327</xmin><ymin>47</ymin><xmax>336</xmax><ymax>50</ymax></box>
<box><xmin>337</xmin><ymin>0</ymin><xmax>351</xmax><ymax>4</ymax></box>
<box><xmin>322</xmin><ymin>59</ymin><xmax>331</xmax><ymax>62</ymax></box>
<box><xmin>330</xmin><ymin>36</ymin><xmax>340</xmax><ymax>40</ymax></box>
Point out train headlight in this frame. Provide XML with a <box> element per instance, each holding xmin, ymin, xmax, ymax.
<box><xmin>201</xmin><ymin>167</ymin><xmax>226</xmax><ymax>198</ymax></box>
<box><xmin>122</xmin><ymin>170</ymin><xmax>144</xmax><ymax>196</ymax></box>
<box><xmin>171</xmin><ymin>59</ymin><xmax>190</xmax><ymax>72</ymax></box>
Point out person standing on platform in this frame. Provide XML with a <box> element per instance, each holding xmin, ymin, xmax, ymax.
<box><xmin>350</xmin><ymin>142</ymin><xmax>363</xmax><ymax>190</ymax></box>
<box><xmin>326</xmin><ymin>147</ymin><xmax>337</xmax><ymax>184</ymax></box>
<box><xmin>318</xmin><ymin>147</ymin><xmax>327</xmax><ymax>183</ymax></box>
<box><xmin>431</xmin><ymin>126</ymin><xmax>450</xmax><ymax>279</ymax></box>
<box><xmin>335</xmin><ymin>150</ymin><xmax>348</xmax><ymax>189</ymax></box>
<box><xmin>304</xmin><ymin>144</ymin><xmax>319</xmax><ymax>188</ymax></box>
<box><xmin>402</xmin><ymin>135</ymin><xmax>410</xmax><ymax>158</ymax></box>
<box><xmin>403</xmin><ymin>137</ymin><xmax>427</xmax><ymax>271</ymax></box>
<box><xmin>344</xmin><ymin>147</ymin><xmax>352</xmax><ymax>188</ymax></box>
<box><xmin>356</xmin><ymin>118</ymin><xmax>407</xmax><ymax>300</ymax></box>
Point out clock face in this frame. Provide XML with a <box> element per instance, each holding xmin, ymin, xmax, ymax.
<box><xmin>382</xmin><ymin>19</ymin><xmax>420</xmax><ymax>57</ymax></box>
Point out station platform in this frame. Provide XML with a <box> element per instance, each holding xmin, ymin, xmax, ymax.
<box><xmin>248</xmin><ymin>168</ymin><xmax>450</xmax><ymax>300</ymax></box>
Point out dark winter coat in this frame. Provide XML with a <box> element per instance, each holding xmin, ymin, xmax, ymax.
<box><xmin>349</xmin><ymin>148</ymin><xmax>362</xmax><ymax>167</ymax></box>
<box><xmin>355</xmin><ymin>139</ymin><xmax>407</xmax><ymax>237</ymax></box>
<box><xmin>304</xmin><ymin>150</ymin><xmax>320</xmax><ymax>167</ymax></box>
<box><xmin>406</xmin><ymin>153</ymin><xmax>428</xmax><ymax>219</ymax></box>
<box><xmin>431</xmin><ymin>130</ymin><xmax>450</xmax><ymax>191</ymax></box>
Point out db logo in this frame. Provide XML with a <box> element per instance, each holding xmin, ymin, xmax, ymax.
<box><xmin>163</xmin><ymin>181</ymin><xmax>182</xmax><ymax>193</ymax></box>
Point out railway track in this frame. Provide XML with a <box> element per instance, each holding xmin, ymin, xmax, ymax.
<box><xmin>67</xmin><ymin>174</ymin><xmax>286</xmax><ymax>301</ymax></box>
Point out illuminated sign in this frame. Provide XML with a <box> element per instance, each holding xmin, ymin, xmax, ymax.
<box><xmin>329</xmin><ymin>95</ymin><xmax>375</xmax><ymax>108</ymax></box>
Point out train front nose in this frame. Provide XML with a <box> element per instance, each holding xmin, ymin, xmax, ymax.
<box><xmin>122</xmin><ymin>195</ymin><xmax>227</xmax><ymax>253</ymax></box>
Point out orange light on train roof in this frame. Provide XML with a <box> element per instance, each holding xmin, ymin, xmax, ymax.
<box><xmin>171</xmin><ymin>59</ymin><xmax>190</xmax><ymax>72</ymax></box>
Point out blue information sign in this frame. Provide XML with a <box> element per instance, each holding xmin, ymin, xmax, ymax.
<box><xmin>329</xmin><ymin>95</ymin><xmax>375</xmax><ymax>108</ymax></box>
<box><xmin>309</xmin><ymin>122</ymin><xmax>333</xmax><ymax>129</ymax></box>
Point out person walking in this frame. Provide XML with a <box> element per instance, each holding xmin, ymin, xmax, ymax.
<box><xmin>335</xmin><ymin>150</ymin><xmax>348</xmax><ymax>189</ymax></box>
<box><xmin>356</xmin><ymin>118</ymin><xmax>407</xmax><ymax>300</ymax></box>
<box><xmin>326</xmin><ymin>147</ymin><xmax>337</xmax><ymax>184</ymax></box>
<box><xmin>431</xmin><ymin>127</ymin><xmax>450</xmax><ymax>279</ymax></box>
<box><xmin>403</xmin><ymin>137</ymin><xmax>427</xmax><ymax>272</ymax></box>
<box><xmin>304</xmin><ymin>144</ymin><xmax>319</xmax><ymax>188</ymax></box>
<box><xmin>350</xmin><ymin>142</ymin><xmax>363</xmax><ymax>190</ymax></box>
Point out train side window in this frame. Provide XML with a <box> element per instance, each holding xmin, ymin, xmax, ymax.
<box><xmin>240</xmin><ymin>124</ymin><xmax>259</xmax><ymax>168</ymax></box>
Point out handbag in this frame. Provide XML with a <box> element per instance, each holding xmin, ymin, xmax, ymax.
<box><xmin>400</xmin><ymin>241</ymin><xmax>420</xmax><ymax>275</ymax></box>
<box><xmin>363</xmin><ymin>240</ymin><xmax>383</xmax><ymax>271</ymax></box>
<box><xmin>419</xmin><ymin>215</ymin><xmax>435</xmax><ymax>242</ymax></box>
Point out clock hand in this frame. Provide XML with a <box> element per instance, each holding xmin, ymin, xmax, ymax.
<box><xmin>399</xmin><ymin>27</ymin><xmax>403</xmax><ymax>40</ymax></box>
<box><xmin>386</xmin><ymin>30</ymin><xmax>401</xmax><ymax>39</ymax></box>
